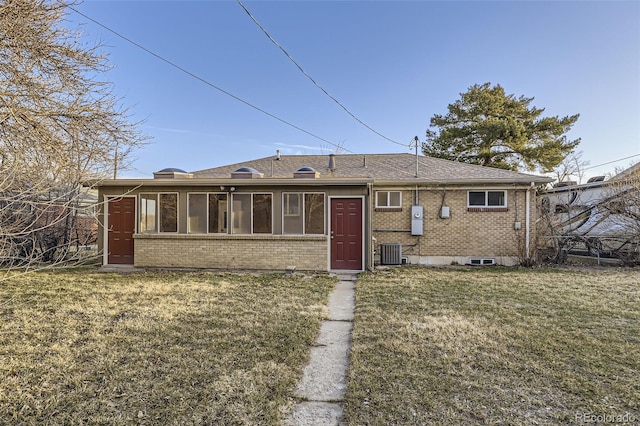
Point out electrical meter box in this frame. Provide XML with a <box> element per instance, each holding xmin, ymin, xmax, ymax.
<box><xmin>411</xmin><ymin>205</ymin><xmax>424</xmax><ymax>236</ymax></box>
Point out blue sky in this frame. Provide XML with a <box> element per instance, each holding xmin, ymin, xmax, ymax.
<box><xmin>69</xmin><ymin>0</ymin><xmax>640</xmax><ymax>180</ymax></box>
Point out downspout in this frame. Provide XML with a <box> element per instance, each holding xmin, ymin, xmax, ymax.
<box><xmin>525</xmin><ymin>182</ymin><xmax>534</xmax><ymax>261</ymax></box>
<box><xmin>368</xmin><ymin>182</ymin><xmax>374</xmax><ymax>271</ymax></box>
<box><xmin>102</xmin><ymin>195</ymin><xmax>109</xmax><ymax>266</ymax></box>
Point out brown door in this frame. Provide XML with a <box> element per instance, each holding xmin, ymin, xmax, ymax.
<box><xmin>330</xmin><ymin>198</ymin><xmax>363</xmax><ymax>270</ymax></box>
<box><xmin>108</xmin><ymin>197</ymin><xmax>135</xmax><ymax>264</ymax></box>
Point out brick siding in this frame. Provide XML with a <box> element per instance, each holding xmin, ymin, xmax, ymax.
<box><xmin>134</xmin><ymin>234</ymin><xmax>328</xmax><ymax>271</ymax></box>
<box><xmin>372</xmin><ymin>187</ymin><xmax>535</xmax><ymax>263</ymax></box>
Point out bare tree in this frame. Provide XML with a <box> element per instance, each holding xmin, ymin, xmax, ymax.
<box><xmin>0</xmin><ymin>0</ymin><xmax>147</xmax><ymax>273</ymax></box>
<box><xmin>602</xmin><ymin>172</ymin><xmax>640</xmax><ymax>265</ymax></box>
<box><xmin>537</xmin><ymin>169</ymin><xmax>640</xmax><ymax>266</ymax></box>
<box><xmin>551</xmin><ymin>150</ymin><xmax>590</xmax><ymax>185</ymax></box>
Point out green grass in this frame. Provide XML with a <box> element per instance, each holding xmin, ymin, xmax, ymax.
<box><xmin>345</xmin><ymin>267</ymin><xmax>640</xmax><ymax>425</ymax></box>
<box><xmin>0</xmin><ymin>269</ymin><xmax>336</xmax><ymax>425</ymax></box>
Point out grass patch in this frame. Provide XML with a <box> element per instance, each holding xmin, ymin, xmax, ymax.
<box><xmin>345</xmin><ymin>267</ymin><xmax>640</xmax><ymax>425</ymax></box>
<box><xmin>0</xmin><ymin>269</ymin><xmax>336</xmax><ymax>424</ymax></box>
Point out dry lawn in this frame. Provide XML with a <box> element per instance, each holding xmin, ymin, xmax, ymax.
<box><xmin>345</xmin><ymin>267</ymin><xmax>639</xmax><ymax>425</ymax></box>
<box><xmin>0</xmin><ymin>269</ymin><xmax>336</xmax><ymax>425</ymax></box>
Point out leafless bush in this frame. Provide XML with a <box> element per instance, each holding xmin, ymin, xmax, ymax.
<box><xmin>0</xmin><ymin>0</ymin><xmax>146</xmax><ymax>275</ymax></box>
<box><xmin>537</xmin><ymin>170</ymin><xmax>640</xmax><ymax>265</ymax></box>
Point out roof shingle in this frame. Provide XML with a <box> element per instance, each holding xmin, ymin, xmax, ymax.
<box><xmin>192</xmin><ymin>153</ymin><xmax>551</xmax><ymax>184</ymax></box>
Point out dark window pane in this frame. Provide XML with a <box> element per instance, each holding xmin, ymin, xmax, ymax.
<box><xmin>487</xmin><ymin>191</ymin><xmax>505</xmax><ymax>206</ymax></box>
<box><xmin>159</xmin><ymin>193</ymin><xmax>178</xmax><ymax>232</ymax></box>
<box><xmin>253</xmin><ymin>194</ymin><xmax>272</xmax><ymax>234</ymax></box>
<box><xmin>468</xmin><ymin>192</ymin><xmax>486</xmax><ymax>206</ymax></box>
<box><xmin>209</xmin><ymin>193</ymin><xmax>227</xmax><ymax>233</ymax></box>
<box><xmin>305</xmin><ymin>193</ymin><xmax>325</xmax><ymax>234</ymax></box>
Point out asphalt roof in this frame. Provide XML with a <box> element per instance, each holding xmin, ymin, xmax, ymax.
<box><xmin>192</xmin><ymin>153</ymin><xmax>551</xmax><ymax>184</ymax></box>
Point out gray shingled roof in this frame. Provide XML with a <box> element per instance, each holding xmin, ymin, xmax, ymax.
<box><xmin>192</xmin><ymin>153</ymin><xmax>551</xmax><ymax>184</ymax></box>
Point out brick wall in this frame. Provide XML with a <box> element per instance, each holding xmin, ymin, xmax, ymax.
<box><xmin>134</xmin><ymin>234</ymin><xmax>328</xmax><ymax>271</ymax></box>
<box><xmin>372</xmin><ymin>187</ymin><xmax>535</xmax><ymax>264</ymax></box>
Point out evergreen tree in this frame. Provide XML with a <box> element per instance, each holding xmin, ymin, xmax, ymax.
<box><xmin>424</xmin><ymin>83</ymin><xmax>580</xmax><ymax>172</ymax></box>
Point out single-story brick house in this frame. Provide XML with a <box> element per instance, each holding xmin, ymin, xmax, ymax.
<box><xmin>97</xmin><ymin>153</ymin><xmax>551</xmax><ymax>271</ymax></box>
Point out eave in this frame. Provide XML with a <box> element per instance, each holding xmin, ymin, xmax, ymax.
<box><xmin>97</xmin><ymin>177</ymin><xmax>374</xmax><ymax>187</ymax></box>
<box><xmin>97</xmin><ymin>175</ymin><xmax>552</xmax><ymax>189</ymax></box>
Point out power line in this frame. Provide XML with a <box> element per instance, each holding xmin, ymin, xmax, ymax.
<box><xmin>584</xmin><ymin>153</ymin><xmax>640</xmax><ymax>170</ymax></box>
<box><xmin>236</xmin><ymin>0</ymin><xmax>410</xmax><ymax>148</ymax></box>
<box><xmin>68</xmin><ymin>5</ymin><xmax>355</xmax><ymax>155</ymax></box>
<box><xmin>68</xmin><ymin>6</ymin><xmax>423</xmax><ymax>179</ymax></box>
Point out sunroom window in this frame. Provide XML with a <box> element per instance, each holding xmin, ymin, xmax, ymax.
<box><xmin>283</xmin><ymin>193</ymin><xmax>325</xmax><ymax>234</ymax></box>
<box><xmin>232</xmin><ymin>193</ymin><xmax>272</xmax><ymax>234</ymax></box>
<box><xmin>139</xmin><ymin>193</ymin><xmax>178</xmax><ymax>233</ymax></box>
<box><xmin>187</xmin><ymin>193</ymin><xmax>228</xmax><ymax>233</ymax></box>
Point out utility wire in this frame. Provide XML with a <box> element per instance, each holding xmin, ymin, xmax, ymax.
<box><xmin>584</xmin><ymin>153</ymin><xmax>640</xmax><ymax>170</ymax></box>
<box><xmin>68</xmin><ymin>5</ymin><xmax>355</xmax><ymax>155</ymax></box>
<box><xmin>236</xmin><ymin>0</ymin><xmax>410</xmax><ymax>148</ymax></box>
<box><xmin>68</xmin><ymin>7</ymin><xmax>422</xmax><ymax>179</ymax></box>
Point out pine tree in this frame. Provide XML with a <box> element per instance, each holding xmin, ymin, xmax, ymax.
<box><xmin>424</xmin><ymin>83</ymin><xmax>580</xmax><ymax>173</ymax></box>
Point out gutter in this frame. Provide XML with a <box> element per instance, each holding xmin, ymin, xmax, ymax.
<box><xmin>373</xmin><ymin>178</ymin><xmax>552</xmax><ymax>186</ymax></box>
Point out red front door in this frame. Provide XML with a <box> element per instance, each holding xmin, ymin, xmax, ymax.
<box><xmin>330</xmin><ymin>198</ymin><xmax>363</xmax><ymax>270</ymax></box>
<box><xmin>108</xmin><ymin>197</ymin><xmax>135</xmax><ymax>264</ymax></box>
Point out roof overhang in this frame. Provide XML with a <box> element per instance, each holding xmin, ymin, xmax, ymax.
<box><xmin>373</xmin><ymin>177</ymin><xmax>553</xmax><ymax>186</ymax></box>
<box><xmin>97</xmin><ymin>177</ymin><xmax>374</xmax><ymax>187</ymax></box>
<box><xmin>98</xmin><ymin>176</ymin><xmax>552</xmax><ymax>188</ymax></box>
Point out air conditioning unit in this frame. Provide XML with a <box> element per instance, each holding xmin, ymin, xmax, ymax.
<box><xmin>380</xmin><ymin>243</ymin><xmax>402</xmax><ymax>265</ymax></box>
<box><xmin>468</xmin><ymin>258</ymin><xmax>496</xmax><ymax>266</ymax></box>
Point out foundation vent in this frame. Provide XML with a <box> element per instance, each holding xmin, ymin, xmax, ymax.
<box><xmin>468</xmin><ymin>258</ymin><xmax>496</xmax><ymax>266</ymax></box>
<box><xmin>380</xmin><ymin>243</ymin><xmax>402</xmax><ymax>265</ymax></box>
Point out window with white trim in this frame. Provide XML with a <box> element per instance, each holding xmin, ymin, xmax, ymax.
<box><xmin>468</xmin><ymin>190</ymin><xmax>507</xmax><ymax>208</ymax></box>
<box><xmin>375</xmin><ymin>191</ymin><xmax>401</xmax><ymax>208</ymax></box>
<box><xmin>283</xmin><ymin>192</ymin><xmax>325</xmax><ymax>235</ymax></box>
<box><xmin>187</xmin><ymin>193</ymin><xmax>228</xmax><ymax>234</ymax></box>
<box><xmin>231</xmin><ymin>193</ymin><xmax>272</xmax><ymax>234</ymax></box>
<box><xmin>139</xmin><ymin>193</ymin><xmax>178</xmax><ymax>233</ymax></box>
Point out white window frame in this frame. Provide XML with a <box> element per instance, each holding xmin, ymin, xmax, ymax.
<box><xmin>139</xmin><ymin>192</ymin><xmax>179</xmax><ymax>233</ymax></box>
<box><xmin>282</xmin><ymin>192</ymin><xmax>326</xmax><ymax>235</ymax></box>
<box><xmin>467</xmin><ymin>190</ymin><xmax>508</xmax><ymax>208</ymax></box>
<box><xmin>375</xmin><ymin>191</ymin><xmax>402</xmax><ymax>208</ymax></box>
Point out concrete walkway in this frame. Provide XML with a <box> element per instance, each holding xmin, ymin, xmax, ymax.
<box><xmin>286</xmin><ymin>275</ymin><xmax>356</xmax><ymax>425</ymax></box>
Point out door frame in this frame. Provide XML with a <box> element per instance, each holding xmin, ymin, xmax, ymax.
<box><xmin>328</xmin><ymin>196</ymin><xmax>365</xmax><ymax>272</ymax></box>
<box><xmin>103</xmin><ymin>195</ymin><xmax>137</xmax><ymax>266</ymax></box>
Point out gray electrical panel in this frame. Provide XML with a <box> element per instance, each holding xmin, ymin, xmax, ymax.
<box><xmin>411</xmin><ymin>205</ymin><xmax>424</xmax><ymax>235</ymax></box>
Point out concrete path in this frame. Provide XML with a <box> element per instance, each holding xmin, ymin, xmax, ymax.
<box><xmin>286</xmin><ymin>275</ymin><xmax>356</xmax><ymax>425</ymax></box>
